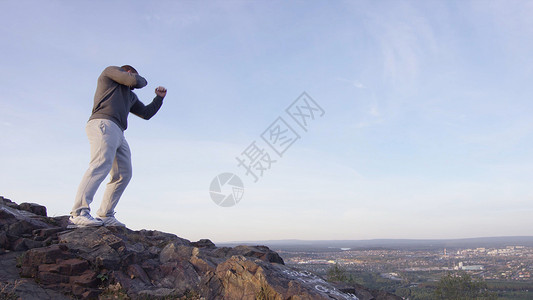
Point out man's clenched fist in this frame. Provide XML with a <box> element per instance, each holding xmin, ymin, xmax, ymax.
<box><xmin>155</xmin><ymin>86</ymin><xmax>167</xmax><ymax>98</ymax></box>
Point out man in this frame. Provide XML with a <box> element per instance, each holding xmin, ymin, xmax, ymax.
<box><xmin>70</xmin><ymin>65</ymin><xmax>166</xmax><ymax>227</ymax></box>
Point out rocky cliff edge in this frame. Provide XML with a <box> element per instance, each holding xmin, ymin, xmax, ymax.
<box><xmin>0</xmin><ymin>196</ymin><xmax>400</xmax><ymax>300</ymax></box>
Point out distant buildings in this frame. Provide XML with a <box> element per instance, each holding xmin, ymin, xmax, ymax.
<box><xmin>284</xmin><ymin>245</ymin><xmax>533</xmax><ymax>282</ymax></box>
<box><xmin>454</xmin><ymin>261</ymin><xmax>484</xmax><ymax>271</ymax></box>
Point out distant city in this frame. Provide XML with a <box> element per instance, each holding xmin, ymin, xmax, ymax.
<box><xmin>280</xmin><ymin>245</ymin><xmax>531</xmax><ymax>281</ymax></box>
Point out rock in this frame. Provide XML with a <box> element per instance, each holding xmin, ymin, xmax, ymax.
<box><xmin>210</xmin><ymin>255</ymin><xmax>346</xmax><ymax>300</ymax></box>
<box><xmin>20</xmin><ymin>244</ymin><xmax>71</xmax><ymax>278</ymax></box>
<box><xmin>37</xmin><ymin>271</ymin><xmax>70</xmax><ymax>285</ymax></box>
<box><xmin>138</xmin><ymin>287</ymin><xmax>178</xmax><ymax>298</ymax></box>
<box><xmin>58</xmin><ymin>226</ymin><xmax>124</xmax><ymax>250</ymax></box>
<box><xmin>190</xmin><ymin>254</ymin><xmax>217</xmax><ymax>274</ymax></box>
<box><xmin>12</xmin><ymin>237</ymin><xmax>44</xmax><ymax>251</ymax></box>
<box><xmin>0</xmin><ymin>231</ymin><xmax>9</xmax><ymax>250</ymax></box>
<box><xmin>61</xmin><ymin>259</ymin><xmax>89</xmax><ymax>276</ymax></box>
<box><xmin>33</xmin><ymin>227</ymin><xmax>64</xmax><ymax>239</ymax></box>
<box><xmin>338</xmin><ymin>284</ymin><xmax>375</xmax><ymax>300</ymax></box>
<box><xmin>0</xmin><ymin>196</ymin><xmax>20</xmax><ymax>210</ymax></box>
<box><xmin>214</xmin><ymin>245</ymin><xmax>285</xmax><ymax>264</ymax></box>
<box><xmin>0</xmin><ymin>199</ymin><xmax>61</xmax><ymax>255</ymax></box>
<box><xmin>127</xmin><ymin>264</ymin><xmax>151</xmax><ymax>284</ymax></box>
<box><xmin>19</xmin><ymin>202</ymin><xmax>47</xmax><ymax>217</ymax></box>
<box><xmin>158</xmin><ymin>260</ymin><xmax>202</xmax><ymax>295</ymax></box>
<box><xmin>0</xmin><ymin>208</ymin><xmax>17</xmax><ymax>226</ymax></box>
<box><xmin>69</xmin><ymin>270</ymin><xmax>98</xmax><ymax>288</ymax></box>
<box><xmin>2</xmin><ymin>197</ymin><xmax>395</xmax><ymax>300</ymax></box>
<box><xmin>94</xmin><ymin>244</ymin><xmax>122</xmax><ymax>269</ymax></box>
<box><xmin>160</xmin><ymin>242</ymin><xmax>196</xmax><ymax>263</ymax></box>
<box><xmin>23</xmin><ymin>244</ymin><xmax>65</xmax><ymax>265</ymax></box>
<box><xmin>81</xmin><ymin>289</ymin><xmax>100</xmax><ymax>299</ymax></box>
<box><xmin>125</xmin><ymin>241</ymin><xmax>145</xmax><ymax>253</ymax></box>
<box><xmin>191</xmin><ymin>238</ymin><xmax>217</xmax><ymax>249</ymax></box>
<box><xmin>8</xmin><ymin>220</ymin><xmax>41</xmax><ymax>237</ymax></box>
<box><xmin>1</xmin><ymin>250</ymin><xmax>72</xmax><ymax>300</ymax></box>
<box><xmin>11</xmin><ymin>279</ymin><xmax>72</xmax><ymax>300</ymax></box>
<box><xmin>373</xmin><ymin>290</ymin><xmax>403</xmax><ymax>300</ymax></box>
<box><xmin>1</xmin><ymin>206</ymin><xmax>52</xmax><ymax>230</ymax></box>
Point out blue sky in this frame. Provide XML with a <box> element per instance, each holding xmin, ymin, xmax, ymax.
<box><xmin>1</xmin><ymin>0</ymin><xmax>532</xmax><ymax>243</ymax></box>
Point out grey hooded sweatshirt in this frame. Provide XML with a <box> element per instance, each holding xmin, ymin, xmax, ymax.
<box><xmin>88</xmin><ymin>66</ymin><xmax>163</xmax><ymax>131</ymax></box>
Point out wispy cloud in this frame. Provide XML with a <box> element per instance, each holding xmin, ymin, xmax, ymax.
<box><xmin>362</xmin><ymin>2</ymin><xmax>438</xmax><ymax>90</ymax></box>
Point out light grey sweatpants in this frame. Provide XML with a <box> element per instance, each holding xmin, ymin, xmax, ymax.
<box><xmin>71</xmin><ymin>119</ymin><xmax>132</xmax><ymax>217</ymax></box>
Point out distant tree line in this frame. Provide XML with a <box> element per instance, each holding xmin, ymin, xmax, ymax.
<box><xmin>325</xmin><ymin>264</ymin><xmax>499</xmax><ymax>300</ymax></box>
<box><xmin>434</xmin><ymin>272</ymin><xmax>497</xmax><ymax>300</ymax></box>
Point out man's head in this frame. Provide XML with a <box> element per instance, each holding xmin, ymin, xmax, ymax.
<box><xmin>121</xmin><ymin>65</ymin><xmax>138</xmax><ymax>74</ymax></box>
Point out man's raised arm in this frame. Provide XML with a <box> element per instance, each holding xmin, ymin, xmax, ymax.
<box><xmin>130</xmin><ymin>86</ymin><xmax>167</xmax><ymax>120</ymax></box>
<box><xmin>102</xmin><ymin>66</ymin><xmax>147</xmax><ymax>89</ymax></box>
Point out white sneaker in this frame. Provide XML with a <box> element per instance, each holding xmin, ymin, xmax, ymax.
<box><xmin>96</xmin><ymin>214</ymin><xmax>126</xmax><ymax>227</ymax></box>
<box><xmin>68</xmin><ymin>211</ymin><xmax>103</xmax><ymax>228</ymax></box>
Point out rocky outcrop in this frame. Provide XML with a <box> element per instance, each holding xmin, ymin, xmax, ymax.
<box><xmin>1</xmin><ymin>196</ymin><xmax>400</xmax><ymax>299</ymax></box>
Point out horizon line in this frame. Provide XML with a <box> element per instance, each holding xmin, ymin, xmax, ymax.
<box><xmin>215</xmin><ymin>235</ymin><xmax>533</xmax><ymax>244</ymax></box>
